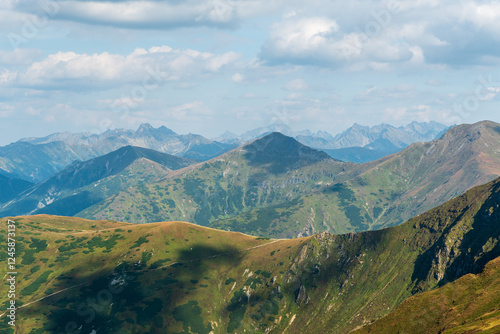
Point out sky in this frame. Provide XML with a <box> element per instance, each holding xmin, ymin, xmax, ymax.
<box><xmin>0</xmin><ymin>0</ymin><xmax>500</xmax><ymax>145</ymax></box>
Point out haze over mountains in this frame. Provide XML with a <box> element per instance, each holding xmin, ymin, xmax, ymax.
<box><xmin>215</xmin><ymin>121</ymin><xmax>450</xmax><ymax>163</ymax></box>
<box><xmin>77</xmin><ymin>121</ymin><xmax>500</xmax><ymax>239</ymax></box>
<box><xmin>1</xmin><ymin>120</ymin><xmax>498</xmax><ymax>240</ymax></box>
<box><xmin>0</xmin><ymin>124</ymin><xmax>234</xmax><ymax>183</ymax></box>
<box><xmin>0</xmin><ymin>121</ymin><xmax>448</xmax><ymax>183</ymax></box>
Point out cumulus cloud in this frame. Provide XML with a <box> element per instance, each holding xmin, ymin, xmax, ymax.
<box><xmin>231</xmin><ymin>73</ymin><xmax>244</xmax><ymax>83</ymax></box>
<box><xmin>259</xmin><ymin>15</ymin><xmax>415</xmax><ymax>67</ymax></box>
<box><xmin>257</xmin><ymin>0</ymin><xmax>500</xmax><ymax>68</ymax></box>
<box><xmin>6</xmin><ymin>46</ymin><xmax>240</xmax><ymax>90</ymax></box>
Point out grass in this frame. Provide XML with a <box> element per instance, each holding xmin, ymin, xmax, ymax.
<box><xmin>1</xmin><ymin>177</ymin><xmax>499</xmax><ymax>333</ymax></box>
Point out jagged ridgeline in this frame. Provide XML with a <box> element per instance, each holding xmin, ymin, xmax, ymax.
<box><xmin>80</xmin><ymin>121</ymin><xmax>500</xmax><ymax>237</ymax></box>
<box><xmin>1</xmin><ymin>176</ymin><xmax>499</xmax><ymax>333</ymax></box>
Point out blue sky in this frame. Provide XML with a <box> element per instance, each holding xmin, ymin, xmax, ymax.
<box><xmin>0</xmin><ymin>0</ymin><xmax>500</xmax><ymax>145</ymax></box>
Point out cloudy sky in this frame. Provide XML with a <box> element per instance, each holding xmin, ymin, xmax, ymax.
<box><xmin>1</xmin><ymin>0</ymin><xmax>500</xmax><ymax>145</ymax></box>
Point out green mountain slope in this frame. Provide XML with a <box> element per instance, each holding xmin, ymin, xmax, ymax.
<box><xmin>79</xmin><ymin>133</ymin><xmax>353</xmax><ymax>228</ymax></box>
<box><xmin>0</xmin><ymin>146</ymin><xmax>196</xmax><ymax>217</ymax></box>
<box><xmin>354</xmin><ymin>256</ymin><xmax>500</xmax><ymax>334</ymax></box>
<box><xmin>1</xmin><ymin>176</ymin><xmax>499</xmax><ymax>333</ymax></box>
<box><xmin>210</xmin><ymin>121</ymin><xmax>500</xmax><ymax>237</ymax></box>
<box><xmin>9</xmin><ymin>121</ymin><xmax>498</xmax><ymax>238</ymax></box>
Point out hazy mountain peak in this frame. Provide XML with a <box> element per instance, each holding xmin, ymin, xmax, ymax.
<box><xmin>136</xmin><ymin>123</ymin><xmax>177</xmax><ymax>136</ymax></box>
<box><xmin>216</xmin><ymin>130</ymin><xmax>238</xmax><ymax>140</ymax></box>
<box><xmin>138</xmin><ymin>123</ymin><xmax>153</xmax><ymax>131</ymax></box>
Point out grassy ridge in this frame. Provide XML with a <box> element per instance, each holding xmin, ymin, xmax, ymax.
<box><xmin>0</xmin><ymin>176</ymin><xmax>499</xmax><ymax>333</ymax></box>
<box><xmin>354</xmin><ymin>256</ymin><xmax>500</xmax><ymax>334</ymax></box>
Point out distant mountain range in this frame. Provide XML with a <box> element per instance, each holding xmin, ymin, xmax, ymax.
<box><xmin>0</xmin><ymin>124</ymin><xmax>235</xmax><ymax>182</ymax></box>
<box><xmin>77</xmin><ymin>121</ymin><xmax>500</xmax><ymax>239</ymax></box>
<box><xmin>212</xmin><ymin>121</ymin><xmax>500</xmax><ymax>237</ymax></box>
<box><xmin>2</xmin><ymin>175</ymin><xmax>499</xmax><ymax>333</ymax></box>
<box><xmin>214</xmin><ymin>121</ymin><xmax>450</xmax><ymax>163</ymax></box>
<box><xmin>0</xmin><ymin>121</ymin><xmax>449</xmax><ymax>183</ymax></box>
<box><xmin>1</xmin><ymin>120</ymin><xmax>497</xmax><ymax>239</ymax></box>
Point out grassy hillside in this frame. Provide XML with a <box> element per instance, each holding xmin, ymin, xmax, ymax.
<box><xmin>211</xmin><ymin>121</ymin><xmax>500</xmax><ymax>237</ymax></box>
<box><xmin>1</xmin><ymin>176</ymin><xmax>499</xmax><ymax>333</ymax></box>
<box><xmin>79</xmin><ymin>122</ymin><xmax>500</xmax><ymax>238</ymax></box>
<box><xmin>79</xmin><ymin>133</ymin><xmax>352</xmax><ymax>228</ymax></box>
<box><xmin>354</xmin><ymin>256</ymin><xmax>500</xmax><ymax>334</ymax></box>
<box><xmin>0</xmin><ymin>146</ymin><xmax>196</xmax><ymax>217</ymax></box>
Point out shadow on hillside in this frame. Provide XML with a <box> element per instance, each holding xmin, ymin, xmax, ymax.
<box><xmin>411</xmin><ymin>181</ymin><xmax>500</xmax><ymax>292</ymax></box>
<box><xmin>440</xmin><ymin>183</ymin><xmax>500</xmax><ymax>284</ymax></box>
<box><xmin>26</xmin><ymin>243</ymin><xmax>243</xmax><ymax>334</ymax></box>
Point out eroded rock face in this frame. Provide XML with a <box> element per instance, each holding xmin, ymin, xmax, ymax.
<box><xmin>295</xmin><ymin>284</ymin><xmax>310</xmax><ymax>306</ymax></box>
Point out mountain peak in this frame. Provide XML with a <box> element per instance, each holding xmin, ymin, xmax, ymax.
<box><xmin>135</xmin><ymin>123</ymin><xmax>176</xmax><ymax>136</ymax></box>
<box><xmin>240</xmin><ymin>132</ymin><xmax>334</xmax><ymax>173</ymax></box>
<box><xmin>137</xmin><ymin>123</ymin><xmax>153</xmax><ymax>131</ymax></box>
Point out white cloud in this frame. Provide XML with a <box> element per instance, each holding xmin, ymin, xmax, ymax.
<box><xmin>241</xmin><ymin>92</ymin><xmax>266</xmax><ymax>99</ymax></box>
<box><xmin>260</xmin><ymin>15</ymin><xmax>416</xmax><ymax>67</ymax></box>
<box><xmin>0</xmin><ymin>103</ymin><xmax>14</xmax><ymax>118</ymax></box>
<box><xmin>7</xmin><ymin>46</ymin><xmax>240</xmax><ymax>90</ymax></box>
<box><xmin>483</xmin><ymin>87</ymin><xmax>500</xmax><ymax>101</ymax></box>
<box><xmin>260</xmin><ymin>17</ymin><xmax>344</xmax><ymax>65</ymax></box>
<box><xmin>257</xmin><ymin>0</ymin><xmax>500</xmax><ymax>68</ymax></box>
<box><xmin>0</xmin><ymin>69</ymin><xmax>17</xmax><ymax>83</ymax></box>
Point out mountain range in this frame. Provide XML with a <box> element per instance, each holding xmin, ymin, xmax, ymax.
<box><xmin>0</xmin><ymin>121</ymin><xmax>448</xmax><ymax>183</ymax></box>
<box><xmin>0</xmin><ymin>124</ymin><xmax>235</xmax><ymax>183</ymax></box>
<box><xmin>0</xmin><ymin>119</ymin><xmax>499</xmax><ymax>333</ymax></box>
<box><xmin>76</xmin><ymin>121</ymin><xmax>500</xmax><ymax>239</ymax></box>
<box><xmin>0</xmin><ymin>146</ymin><xmax>196</xmax><ymax>217</ymax></box>
<box><xmin>1</xmin><ymin>174</ymin><xmax>498</xmax><ymax>333</ymax></box>
<box><xmin>215</xmin><ymin>121</ymin><xmax>450</xmax><ymax>163</ymax></box>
